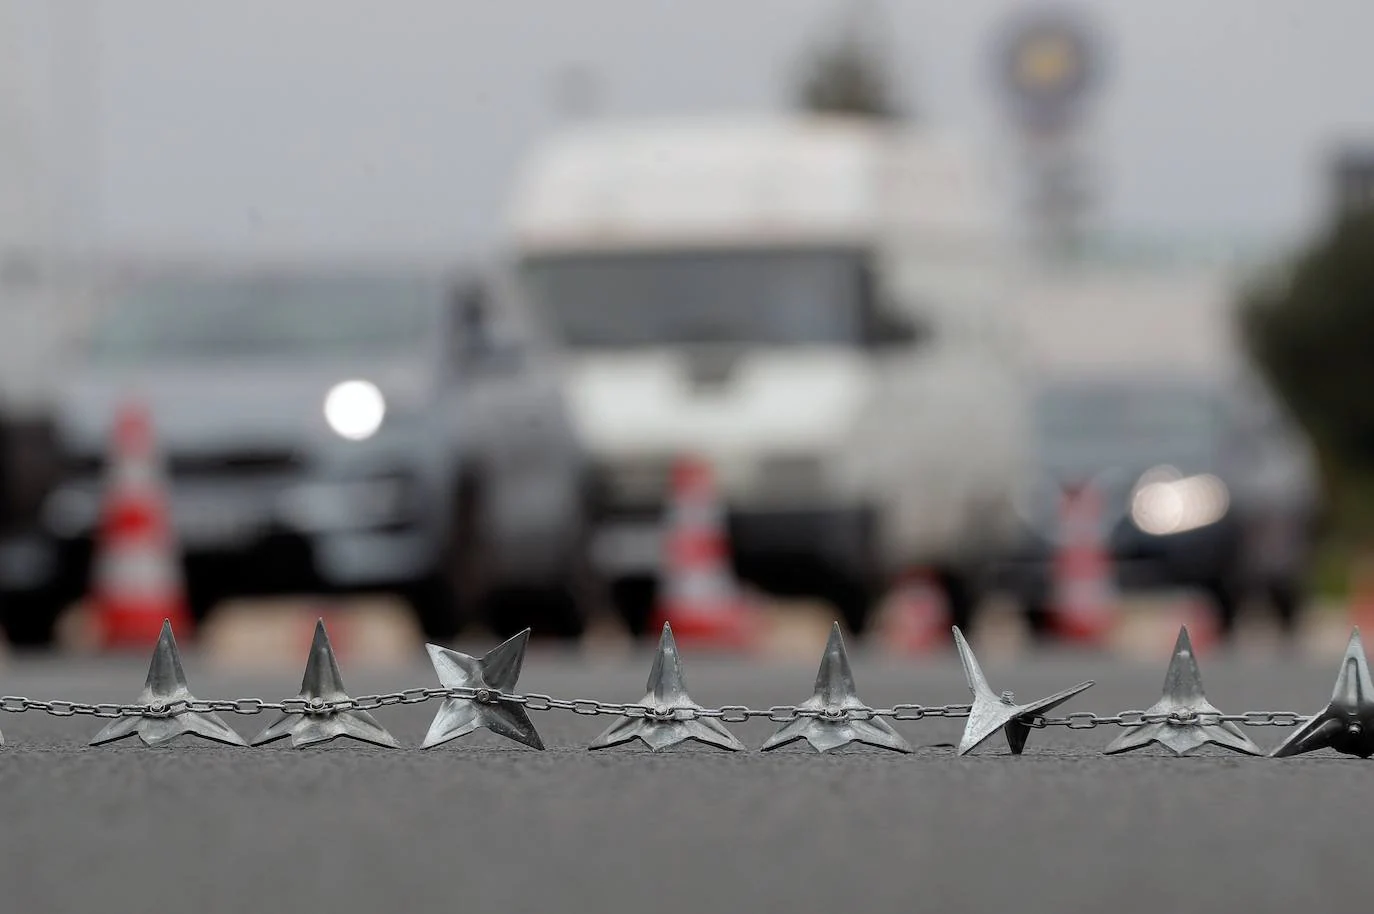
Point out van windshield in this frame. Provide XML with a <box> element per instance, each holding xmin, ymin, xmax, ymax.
<box><xmin>1033</xmin><ymin>381</ymin><xmax>1226</xmax><ymax>474</ymax></box>
<box><xmin>90</xmin><ymin>274</ymin><xmax>440</xmax><ymax>362</ymax></box>
<box><xmin>520</xmin><ymin>249</ymin><xmax>866</xmax><ymax>347</ymax></box>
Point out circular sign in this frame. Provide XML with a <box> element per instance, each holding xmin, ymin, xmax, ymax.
<box><xmin>994</xmin><ymin>8</ymin><xmax>1102</xmax><ymax>130</ymax></box>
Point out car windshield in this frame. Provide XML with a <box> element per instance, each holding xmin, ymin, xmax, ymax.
<box><xmin>519</xmin><ymin>249</ymin><xmax>866</xmax><ymax>347</ymax></box>
<box><xmin>90</xmin><ymin>274</ymin><xmax>440</xmax><ymax>362</ymax></box>
<box><xmin>1034</xmin><ymin>382</ymin><xmax>1226</xmax><ymax>474</ymax></box>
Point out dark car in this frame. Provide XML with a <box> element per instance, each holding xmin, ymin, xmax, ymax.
<box><xmin>20</xmin><ymin>266</ymin><xmax>592</xmax><ymax>645</ymax></box>
<box><xmin>996</xmin><ymin>372</ymin><xmax>1320</xmax><ymax>637</ymax></box>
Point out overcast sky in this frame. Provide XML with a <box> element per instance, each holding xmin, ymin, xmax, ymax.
<box><xmin>9</xmin><ymin>0</ymin><xmax>1374</xmax><ymax>259</ymax></box>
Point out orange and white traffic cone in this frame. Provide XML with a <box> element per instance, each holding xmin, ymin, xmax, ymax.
<box><xmin>651</xmin><ymin>456</ymin><xmax>757</xmax><ymax>650</ymax></box>
<box><xmin>1049</xmin><ymin>482</ymin><xmax>1118</xmax><ymax>646</ymax></box>
<box><xmin>1349</xmin><ymin>554</ymin><xmax>1374</xmax><ymax>635</ymax></box>
<box><xmin>879</xmin><ymin>568</ymin><xmax>948</xmax><ymax>655</ymax></box>
<box><xmin>1177</xmin><ymin>595</ymin><xmax>1220</xmax><ymax>654</ymax></box>
<box><xmin>90</xmin><ymin>402</ymin><xmax>192</xmax><ymax>648</ymax></box>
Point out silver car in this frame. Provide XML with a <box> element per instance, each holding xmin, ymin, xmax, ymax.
<box><xmin>36</xmin><ymin>266</ymin><xmax>591</xmax><ymax>641</ymax></box>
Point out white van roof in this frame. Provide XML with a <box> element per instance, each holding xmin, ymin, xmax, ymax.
<box><xmin>507</xmin><ymin>116</ymin><xmax>1001</xmax><ymax>252</ymax></box>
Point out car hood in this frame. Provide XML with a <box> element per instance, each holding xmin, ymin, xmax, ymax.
<box><xmin>55</xmin><ymin>357</ymin><xmax>435</xmax><ymax>457</ymax></box>
<box><xmin>562</xmin><ymin>347</ymin><xmax>874</xmax><ymax>459</ymax></box>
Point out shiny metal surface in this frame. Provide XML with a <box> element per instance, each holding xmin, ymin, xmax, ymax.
<box><xmin>89</xmin><ymin>620</ymin><xmax>246</xmax><ymax>748</ymax></box>
<box><xmin>952</xmin><ymin>626</ymin><xmax>1094</xmax><ymax>756</ymax></box>
<box><xmin>761</xmin><ymin>622</ymin><xmax>911</xmax><ymax>753</ymax></box>
<box><xmin>250</xmin><ymin>619</ymin><xmax>400</xmax><ymax>749</ymax></box>
<box><xmin>1271</xmin><ymin>628</ymin><xmax>1374</xmax><ymax>759</ymax></box>
<box><xmin>589</xmin><ymin>623</ymin><xmax>745</xmax><ymax>752</ymax></box>
<box><xmin>1104</xmin><ymin>627</ymin><xmax>1261</xmax><ymax>756</ymax></box>
<box><xmin>421</xmin><ymin>629</ymin><xmax>544</xmax><ymax>750</ymax></box>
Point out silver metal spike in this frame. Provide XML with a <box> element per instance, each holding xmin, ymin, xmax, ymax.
<box><xmin>250</xmin><ymin>619</ymin><xmax>400</xmax><ymax>749</ymax></box>
<box><xmin>1105</xmin><ymin>626</ymin><xmax>1261</xmax><ymax>756</ymax></box>
<box><xmin>422</xmin><ymin>629</ymin><xmax>544</xmax><ymax>750</ymax></box>
<box><xmin>762</xmin><ymin>622</ymin><xmax>911</xmax><ymax>753</ymax></box>
<box><xmin>90</xmin><ymin>620</ymin><xmax>246</xmax><ymax>747</ymax></box>
<box><xmin>1271</xmin><ymin>628</ymin><xmax>1374</xmax><ymax>758</ymax></box>
<box><xmin>952</xmin><ymin>626</ymin><xmax>1094</xmax><ymax>756</ymax></box>
<box><xmin>589</xmin><ymin>623</ymin><xmax>744</xmax><ymax>752</ymax></box>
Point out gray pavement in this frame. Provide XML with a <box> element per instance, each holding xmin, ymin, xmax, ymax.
<box><xmin>0</xmin><ymin>644</ymin><xmax>1363</xmax><ymax>913</ymax></box>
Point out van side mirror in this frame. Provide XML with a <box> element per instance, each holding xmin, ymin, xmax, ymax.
<box><xmin>450</xmin><ymin>279</ymin><xmax>526</xmax><ymax>376</ymax></box>
<box><xmin>867</xmin><ymin>306</ymin><xmax>930</xmax><ymax>349</ymax></box>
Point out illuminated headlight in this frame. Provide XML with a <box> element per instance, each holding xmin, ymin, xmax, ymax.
<box><xmin>1130</xmin><ymin>467</ymin><xmax>1229</xmax><ymax>536</ymax></box>
<box><xmin>324</xmin><ymin>380</ymin><xmax>386</xmax><ymax>441</ymax></box>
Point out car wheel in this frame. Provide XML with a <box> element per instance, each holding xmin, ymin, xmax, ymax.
<box><xmin>1020</xmin><ymin>591</ymin><xmax>1054</xmax><ymax>642</ymax></box>
<box><xmin>185</xmin><ymin>572</ymin><xmax>230</xmax><ymax>624</ymax></box>
<box><xmin>487</xmin><ymin>584</ymin><xmax>587</xmax><ymax>641</ymax></box>
<box><xmin>821</xmin><ymin>571</ymin><xmax>878</xmax><ymax>636</ymax></box>
<box><xmin>610</xmin><ymin>574</ymin><xmax>656</xmax><ymax>638</ymax></box>
<box><xmin>1204</xmin><ymin>578</ymin><xmax>1241</xmax><ymax>638</ymax></box>
<box><xmin>0</xmin><ymin>587</ymin><xmax>62</xmax><ymax>648</ymax></box>
<box><xmin>1267</xmin><ymin>577</ymin><xmax>1303</xmax><ymax>635</ymax></box>
<box><xmin>936</xmin><ymin>567</ymin><xmax>981</xmax><ymax>635</ymax></box>
<box><xmin>405</xmin><ymin>475</ymin><xmax>484</xmax><ymax>642</ymax></box>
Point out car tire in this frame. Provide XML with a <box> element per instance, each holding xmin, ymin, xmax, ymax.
<box><xmin>1267</xmin><ymin>577</ymin><xmax>1303</xmax><ymax>635</ymax></box>
<box><xmin>821</xmin><ymin>571</ymin><xmax>878</xmax><ymax>636</ymax></box>
<box><xmin>1020</xmin><ymin>591</ymin><xmax>1055</xmax><ymax>642</ymax></box>
<box><xmin>487</xmin><ymin>584</ymin><xmax>587</xmax><ymax>641</ymax></box>
<box><xmin>405</xmin><ymin>475</ymin><xmax>484</xmax><ymax>642</ymax></box>
<box><xmin>1204</xmin><ymin>578</ymin><xmax>1242</xmax><ymax>638</ymax></box>
<box><xmin>0</xmin><ymin>587</ymin><xmax>62</xmax><ymax>647</ymax></box>
<box><xmin>185</xmin><ymin>572</ymin><xmax>229</xmax><ymax>624</ymax></box>
<box><xmin>610</xmin><ymin>574</ymin><xmax>656</xmax><ymax>638</ymax></box>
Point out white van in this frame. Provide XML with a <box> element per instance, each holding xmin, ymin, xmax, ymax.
<box><xmin>504</xmin><ymin>115</ymin><xmax>1028</xmax><ymax>634</ymax></box>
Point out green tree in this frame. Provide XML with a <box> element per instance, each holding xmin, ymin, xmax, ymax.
<box><xmin>793</xmin><ymin>5</ymin><xmax>903</xmax><ymax>120</ymax></box>
<box><xmin>1243</xmin><ymin>209</ymin><xmax>1374</xmax><ymax>536</ymax></box>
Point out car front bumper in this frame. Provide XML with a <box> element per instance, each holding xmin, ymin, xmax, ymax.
<box><xmin>38</xmin><ymin>468</ymin><xmax>442</xmax><ymax>593</ymax></box>
<box><xmin>990</xmin><ymin>515</ymin><xmax>1244</xmax><ymax>600</ymax></box>
<box><xmin>591</xmin><ymin>504</ymin><xmax>874</xmax><ymax>579</ymax></box>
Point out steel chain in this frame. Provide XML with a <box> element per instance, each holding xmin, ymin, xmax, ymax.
<box><xmin>1023</xmin><ymin>709</ymin><xmax>1310</xmax><ymax>729</ymax></box>
<box><xmin>0</xmin><ymin>689</ymin><xmax>1311</xmax><ymax>728</ymax></box>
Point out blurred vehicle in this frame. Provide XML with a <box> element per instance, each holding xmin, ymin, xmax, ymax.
<box><xmin>997</xmin><ymin>372</ymin><xmax>1321</xmax><ymax>635</ymax></box>
<box><xmin>0</xmin><ymin>257</ymin><xmax>68</xmax><ymax>645</ymax></box>
<box><xmin>505</xmin><ymin>115</ymin><xmax>1029</xmax><ymax>634</ymax></box>
<box><xmin>29</xmin><ymin>266</ymin><xmax>590</xmax><ymax>644</ymax></box>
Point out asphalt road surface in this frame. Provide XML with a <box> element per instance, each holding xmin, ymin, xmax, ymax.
<box><xmin>0</xmin><ymin>642</ymin><xmax>1363</xmax><ymax>914</ymax></box>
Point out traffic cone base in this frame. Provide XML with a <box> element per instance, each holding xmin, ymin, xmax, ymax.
<box><xmin>1049</xmin><ymin>483</ymin><xmax>1118</xmax><ymax>646</ymax></box>
<box><xmin>880</xmin><ymin>570</ymin><xmax>948</xmax><ymax>654</ymax></box>
<box><xmin>91</xmin><ymin>401</ymin><xmax>192</xmax><ymax>649</ymax></box>
<box><xmin>653</xmin><ymin>455</ymin><xmax>758</xmax><ymax>651</ymax></box>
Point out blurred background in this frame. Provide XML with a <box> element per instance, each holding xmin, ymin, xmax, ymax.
<box><xmin>0</xmin><ymin>0</ymin><xmax>1369</xmax><ymax>660</ymax></box>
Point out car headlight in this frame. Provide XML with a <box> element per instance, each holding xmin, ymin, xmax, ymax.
<box><xmin>1130</xmin><ymin>467</ymin><xmax>1229</xmax><ymax>535</ymax></box>
<box><xmin>324</xmin><ymin>380</ymin><xmax>386</xmax><ymax>441</ymax></box>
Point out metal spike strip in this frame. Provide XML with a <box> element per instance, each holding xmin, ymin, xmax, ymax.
<box><xmin>761</xmin><ymin>622</ymin><xmax>911</xmax><ymax>753</ymax></box>
<box><xmin>13</xmin><ymin>620</ymin><xmax>1373</xmax><ymax>758</ymax></box>
<box><xmin>589</xmin><ymin>623</ymin><xmax>745</xmax><ymax>752</ymax></box>
<box><xmin>250</xmin><ymin>619</ymin><xmax>400</xmax><ymax>749</ymax></box>
<box><xmin>1271</xmin><ymin>628</ymin><xmax>1374</xmax><ymax>758</ymax></box>
<box><xmin>423</xmin><ymin>629</ymin><xmax>544</xmax><ymax>750</ymax></box>
<box><xmin>90</xmin><ymin>619</ymin><xmax>245</xmax><ymax>748</ymax></box>
<box><xmin>1104</xmin><ymin>626</ymin><xmax>1261</xmax><ymax>757</ymax></box>
<box><xmin>952</xmin><ymin>626</ymin><xmax>1094</xmax><ymax>755</ymax></box>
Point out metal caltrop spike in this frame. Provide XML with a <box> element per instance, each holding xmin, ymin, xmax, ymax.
<box><xmin>250</xmin><ymin>619</ymin><xmax>400</xmax><ymax>749</ymax></box>
<box><xmin>1105</xmin><ymin>626</ymin><xmax>1261</xmax><ymax>757</ymax></box>
<box><xmin>589</xmin><ymin>623</ymin><xmax>744</xmax><ymax>752</ymax></box>
<box><xmin>90</xmin><ymin>620</ymin><xmax>246</xmax><ymax>747</ymax></box>
<box><xmin>422</xmin><ymin>629</ymin><xmax>544</xmax><ymax>750</ymax></box>
<box><xmin>762</xmin><ymin>622</ymin><xmax>911</xmax><ymax>753</ymax></box>
<box><xmin>1271</xmin><ymin>628</ymin><xmax>1374</xmax><ymax>758</ymax></box>
<box><xmin>953</xmin><ymin>626</ymin><xmax>1094</xmax><ymax>756</ymax></box>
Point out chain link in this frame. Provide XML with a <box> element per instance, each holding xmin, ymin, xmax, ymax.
<box><xmin>1024</xmin><ymin>709</ymin><xmax>1310</xmax><ymax>729</ymax></box>
<box><xmin>0</xmin><ymin>686</ymin><xmax>1311</xmax><ymax>730</ymax></box>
